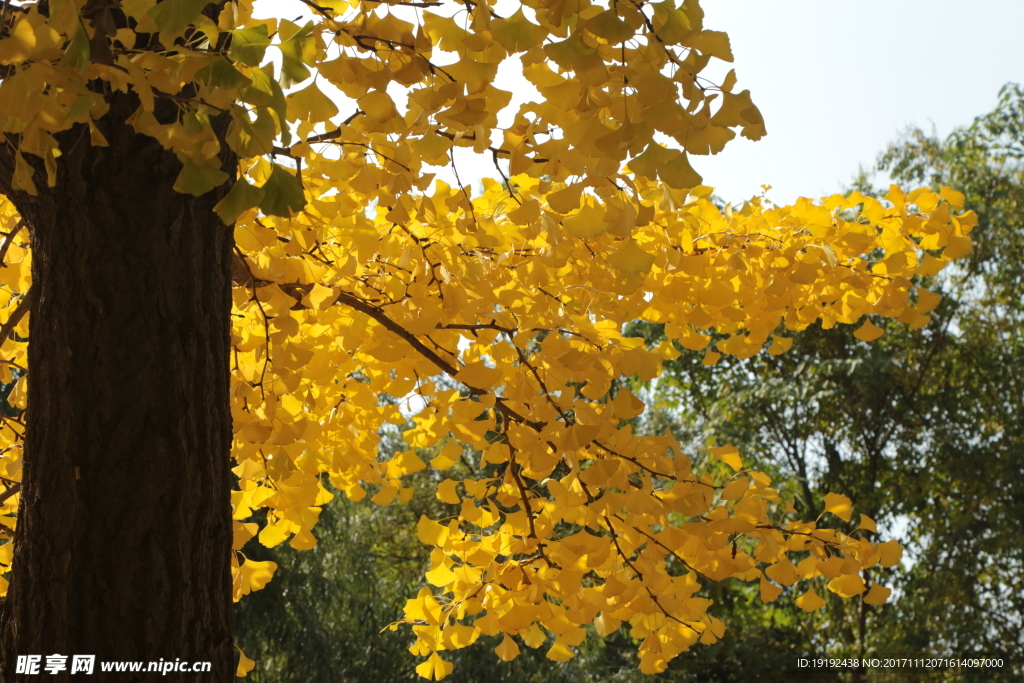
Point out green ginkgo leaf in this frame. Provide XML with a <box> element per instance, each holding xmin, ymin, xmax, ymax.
<box><xmin>173</xmin><ymin>161</ymin><xmax>228</xmax><ymax>197</ymax></box>
<box><xmin>214</xmin><ymin>178</ymin><xmax>264</xmax><ymax>225</ymax></box>
<box><xmin>258</xmin><ymin>164</ymin><xmax>305</xmax><ymax>217</ymax></box>
<box><xmin>148</xmin><ymin>0</ymin><xmax>211</xmax><ymax>37</ymax></box>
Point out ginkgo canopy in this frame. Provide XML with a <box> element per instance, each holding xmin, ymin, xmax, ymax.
<box><xmin>0</xmin><ymin>0</ymin><xmax>974</xmax><ymax>677</ymax></box>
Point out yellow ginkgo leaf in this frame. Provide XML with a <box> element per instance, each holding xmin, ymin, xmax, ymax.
<box><xmin>431</xmin><ymin>452</ymin><xmax>459</xmax><ymax>471</ymax></box>
<box><xmin>494</xmin><ymin>633</ymin><xmax>521</xmax><ymax>662</ymax></box>
<box><xmin>547</xmin><ymin>183</ymin><xmax>584</xmax><ymax>214</ymax></box>
<box><xmin>688</xmin><ymin>30</ymin><xmax>734</xmax><ymax>62</ymax></box>
<box><xmin>0</xmin><ymin>18</ymin><xmax>37</xmax><ymax>65</ymax></box>
<box><xmin>436</xmin><ymin>479</ymin><xmax>460</xmax><ymax>504</ymax></box>
<box><xmin>759</xmin><ymin>574</ymin><xmax>783</xmax><ymax>603</ymax></box>
<box><xmin>258</xmin><ymin>522</ymin><xmax>291</xmax><ymax>548</ymax></box>
<box><xmin>307</xmin><ymin>283</ymin><xmax>337</xmax><ymax>310</ymax></box>
<box><xmin>719</xmin><ymin>476</ymin><xmax>749</xmax><ymax>500</ymax></box>
<box><xmin>416</xmin><ymin>515</ymin><xmax>448</xmax><ymax>546</ymax></box>
<box><xmin>491</xmin><ymin>9</ymin><xmax>547</xmax><ymax>53</ymax></box>
<box><xmin>856</xmin><ymin>514</ymin><xmax>877</xmax><ymax>533</ymax></box>
<box><xmin>607</xmin><ymin>239</ymin><xmax>656</xmax><ymax>274</ymax></box>
<box><xmin>878</xmin><ymin>540</ymin><xmax>904</xmax><ymax>568</ymax></box>
<box><xmin>658</xmin><ymin>149</ymin><xmax>703</xmax><ymax>189</ymax></box>
<box><xmin>286</xmin><ymin>81</ymin><xmax>339</xmax><ymax>123</ymax></box>
<box><xmin>454</xmin><ymin>361</ymin><xmax>502</xmax><ymax>390</ymax></box>
<box><xmin>827</xmin><ymin>573</ymin><xmax>866</xmax><ymax>597</ymax></box>
<box><xmin>523</xmin><ymin>623</ymin><xmax>548</xmax><ymax>648</ymax></box>
<box><xmin>415</xmin><ymin>653</ymin><xmax>453</xmax><ymax>681</ymax></box>
<box><xmin>232</xmin><ymin>522</ymin><xmax>257</xmax><ymax>550</ymax></box>
<box><xmin>944</xmin><ymin>234</ymin><xmax>972</xmax><ymax>259</ymax></box>
<box><xmin>11</xmin><ymin>152</ymin><xmax>37</xmax><ymax>195</ymax></box>
<box><xmin>765</xmin><ymin>558</ymin><xmax>799</xmax><ymax>587</ymax></box>
<box><xmin>371</xmin><ymin>484</ymin><xmax>398</xmax><ymax>507</ymax></box>
<box><xmin>822</xmin><ymin>492</ymin><xmax>853</xmax><ymax>522</ymax></box>
<box><xmin>863</xmin><ymin>583</ymin><xmax>892</xmax><ymax>606</ymax></box>
<box><xmin>767</xmin><ymin>336</ymin><xmax>793</xmax><ymax>355</ymax></box>
<box><xmin>628</xmin><ymin>143</ymin><xmax>675</xmax><ymax>180</ymax></box>
<box><xmin>853</xmin><ymin>319</ymin><xmax>884</xmax><ymax>342</ymax></box>
<box><xmin>545</xmin><ymin>640</ymin><xmax>574</xmax><ymax>662</ymax></box>
<box><xmin>795</xmin><ymin>586</ymin><xmax>827</xmax><ymax>611</ymax></box>
<box><xmin>562</xmin><ymin>203</ymin><xmax>607</xmax><ymax>238</ymax></box>
<box><xmin>390</xmin><ymin>450</ymin><xmax>427</xmax><ymax>475</ymax></box>
<box><xmin>237</xmin><ymin>559</ymin><xmax>277</xmax><ymax>598</ymax></box>
<box><xmin>939</xmin><ymin>185</ymin><xmax>966</xmax><ymax>210</ymax></box>
<box><xmin>236</xmin><ymin>647</ymin><xmax>255</xmax><ymax>677</ymax></box>
<box><xmin>708</xmin><ymin>445</ymin><xmax>743</xmax><ymax>471</ymax></box>
<box><xmin>914</xmin><ymin>288</ymin><xmax>942</xmax><ymax>313</ymax></box>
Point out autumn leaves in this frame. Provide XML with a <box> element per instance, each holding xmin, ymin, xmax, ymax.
<box><xmin>0</xmin><ymin>0</ymin><xmax>979</xmax><ymax>678</ymax></box>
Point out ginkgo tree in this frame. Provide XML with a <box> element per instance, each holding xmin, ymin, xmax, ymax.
<box><xmin>0</xmin><ymin>0</ymin><xmax>973</xmax><ymax>678</ymax></box>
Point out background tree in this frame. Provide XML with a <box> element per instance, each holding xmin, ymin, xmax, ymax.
<box><xmin>627</xmin><ymin>83</ymin><xmax>1024</xmax><ymax>680</ymax></box>
<box><xmin>0</xmin><ymin>0</ymin><xmax>970</xmax><ymax>680</ymax></box>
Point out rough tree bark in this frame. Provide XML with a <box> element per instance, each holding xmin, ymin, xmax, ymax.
<box><xmin>0</xmin><ymin>91</ymin><xmax>237</xmax><ymax>681</ymax></box>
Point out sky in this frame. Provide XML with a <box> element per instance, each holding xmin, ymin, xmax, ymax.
<box><xmin>695</xmin><ymin>0</ymin><xmax>1024</xmax><ymax>206</ymax></box>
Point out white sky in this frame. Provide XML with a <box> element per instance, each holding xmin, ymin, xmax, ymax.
<box><xmin>696</xmin><ymin>0</ymin><xmax>1024</xmax><ymax>205</ymax></box>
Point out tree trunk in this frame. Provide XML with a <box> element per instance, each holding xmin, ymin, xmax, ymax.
<box><xmin>0</xmin><ymin>93</ymin><xmax>237</xmax><ymax>681</ymax></box>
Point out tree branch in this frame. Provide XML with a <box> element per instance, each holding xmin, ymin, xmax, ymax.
<box><xmin>0</xmin><ymin>219</ymin><xmax>25</xmax><ymax>266</ymax></box>
<box><xmin>0</xmin><ymin>286</ymin><xmax>35</xmax><ymax>350</ymax></box>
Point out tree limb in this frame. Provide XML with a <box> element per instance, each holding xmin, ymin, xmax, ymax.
<box><xmin>0</xmin><ymin>219</ymin><xmax>24</xmax><ymax>266</ymax></box>
<box><xmin>0</xmin><ymin>286</ymin><xmax>35</xmax><ymax>350</ymax></box>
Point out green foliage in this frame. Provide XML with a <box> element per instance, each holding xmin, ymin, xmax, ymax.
<box><xmin>234</xmin><ymin>496</ymin><xmax>419</xmax><ymax>682</ymax></box>
<box><xmin>868</xmin><ymin>82</ymin><xmax>1024</xmax><ymax>671</ymax></box>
